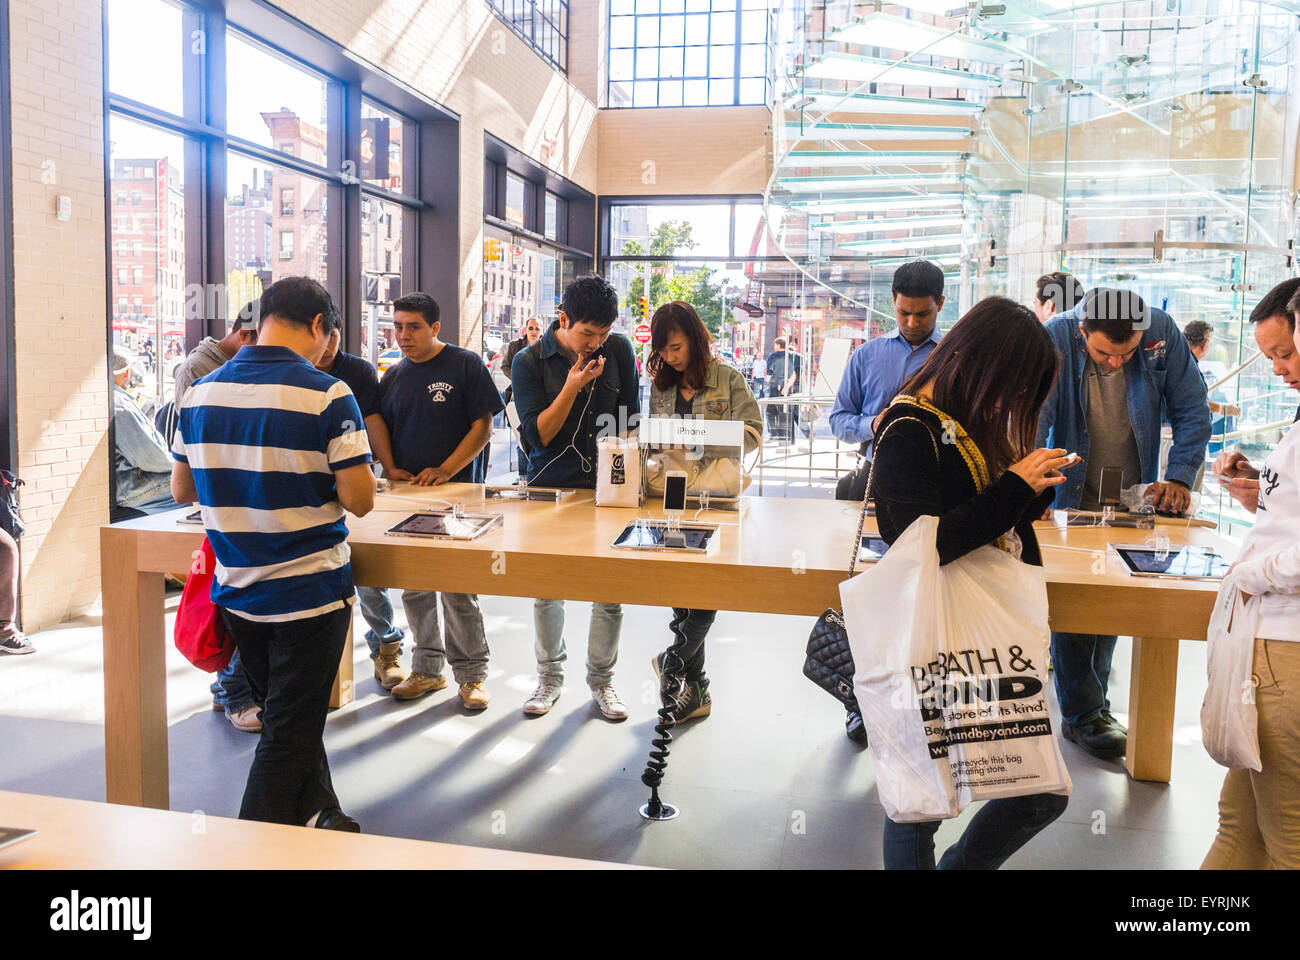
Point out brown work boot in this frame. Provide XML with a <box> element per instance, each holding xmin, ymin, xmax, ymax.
<box><xmin>392</xmin><ymin>671</ymin><xmax>447</xmax><ymax>701</ymax></box>
<box><xmin>374</xmin><ymin>641</ymin><xmax>407</xmax><ymax>691</ymax></box>
<box><xmin>459</xmin><ymin>681</ymin><xmax>490</xmax><ymax>710</ymax></box>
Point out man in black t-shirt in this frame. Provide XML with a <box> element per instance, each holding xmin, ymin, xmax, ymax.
<box><xmin>372</xmin><ymin>293</ymin><xmax>503</xmax><ymax>710</ymax></box>
<box><xmin>314</xmin><ymin>330</ymin><xmax>410</xmax><ymax>690</ymax></box>
<box><xmin>765</xmin><ymin>338</ymin><xmax>801</xmax><ymax>441</ymax></box>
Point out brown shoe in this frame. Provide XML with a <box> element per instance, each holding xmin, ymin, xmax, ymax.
<box><xmin>459</xmin><ymin>681</ymin><xmax>490</xmax><ymax>710</ymax></box>
<box><xmin>227</xmin><ymin>705</ymin><xmax>263</xmax><ymax>733</ymax></box>
<box><xmin>374</xmin><ymin>640</ymin><xmax>407</xmax><ymax>691</ymax></box>
<box><xmin>392</xmin><ymin>671</ymin><xmax>447</xmax><ymax>701</ymax></box>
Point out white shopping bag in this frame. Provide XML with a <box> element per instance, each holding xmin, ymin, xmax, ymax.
<box><xmin>842</xmin><ymin>514</ymin><xmax>1072</xmax><ymax>822</ymax></box>
<box><xmin>595</xmin><ymin>437</ymin><xmax>641</xmax><ymax>507</ymax></box>
<box><xmin>1200</xmin><ymin>572</ymin><xmax>1262</xmax><ymax>771</ymax></box>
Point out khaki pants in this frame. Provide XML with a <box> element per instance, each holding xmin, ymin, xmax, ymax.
<box><xmin>1203</xmin><ymin>637</ymin><xmax>1300</xmax><ymax>869</ymax></box>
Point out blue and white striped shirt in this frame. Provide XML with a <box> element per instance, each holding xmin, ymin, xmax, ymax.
<box><xmin>172</xmin><ymin>345</ymin><xmax>372</xmax><ymax>623</ymax></box>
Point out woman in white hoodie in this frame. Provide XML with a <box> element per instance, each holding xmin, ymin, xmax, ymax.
<box><xmin>1202</xmin><ymin>287</ymin><xmax>1300</xmax><ymax>869</ymax></box>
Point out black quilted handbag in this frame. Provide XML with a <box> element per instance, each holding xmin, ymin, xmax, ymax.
<box><xmin>802</xmin><ymin>422</ymin><xmax>901</xmax><ymax>712</ymax></box>
<box><xmin>0</xmin><ymin>469</ymin><xmax>24</xmax><ymax>540</ymax></box>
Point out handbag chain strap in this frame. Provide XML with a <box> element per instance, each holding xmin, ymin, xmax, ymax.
<box><xmin>845</xmin><ymin>413</ymin><xmax>939</xmax><ymax>578</ymax></box>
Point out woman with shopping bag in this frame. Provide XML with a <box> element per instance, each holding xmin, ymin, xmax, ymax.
<box><xmin>863</xmin><ymin>297</ymin><xmax>1073</xmax><ymax>869</ymax></box>
<box><xmin>645</xmin><ymin>301</ymin><xmax>762</xmax><ymax>723</ymax></box>
<box><xmin>1201</xmin><ymin>299</ymin><xmax>1300</xmax><ymax>869</ymax></box>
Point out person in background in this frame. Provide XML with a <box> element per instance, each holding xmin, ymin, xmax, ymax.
<box><xmin>510</xmin><ymin>275</ymin><xmax>640</xmax><ymax>721</ymax></box>
<box><xmin>170</xmin><ymin>276</ymin><xmax>375</xmax><ymax>831</ymax></box>
<box><xmin>165</xmin><ymin>303</ymin><xmax>263</xmax><ymax>734</ymax></box>
<box><xmin>1184</xmin><ymin>320</ymin><xmax>1240</xmax><ymax>465</ymax></box>
<box><xmin>313</xmin><ymin>328</ymin><xmax>409</xmax><ymax>692</ymax></box>
<box><xmin>645</xmin><ymin>301</ymin><xmax>762</xmax><ymax>723</ymax></box>
<box><xmin>872</xmin><ymin>297</ymin><xmax>1070</xmax><ymax>869</ymax></box>
<box><xmin>828</xmin><ymin>258</ymin><xmax>946</xmax><ymax>743</ymax></box>
<box><xmin>1032</xmin><ymin>271</ymin><xmax>1085</xmax><ymax>324</ymax></box>
<box><xmin>111</xmin><ymin>346</ymin><xmax>182</xmax><ymax>517</ymax></box>
<box><xmin>1213</xmin><ymin>278</ymin><xmax>1300</xmax><ymax>513</ymax></box>
<box><xmin>371</xmin><ymin>293</ymin><xmax>500</xmax><ymax>708</ymax></box>
<box><xmin>502</xmin><ymin>317</ymin><xmax>542</xmax><ymax>406</ymax></box>
<box><xmin>1037</xmin><ymin>288</ymin><xmax>1211</xmax><ymax>759</ymax></box>
<box><xmin>1202</xmin><ymin>294</ymin><xmax>1300</xmax><ymax>869</ymax></box>
<box><xmin>0</xmin><ymin>522</ymin><xmax>31</xmax><ymax>655</ymax></box>
<box><xmin>751</xmin><ymin>351</ymin><xmax>767</xmax><ymax>398</ymax></box>
<box><xmin>765</xmin><ymin>337</ymin><xmax>801</xmax><ymax>441</ymax></box>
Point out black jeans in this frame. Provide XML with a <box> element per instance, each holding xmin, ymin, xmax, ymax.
<box><xmin>662</xmin><ymin>608</ymin><xmax>716</xmax><ymax>685</ymax></box>
<box><xmin>220</xmin><ymin>604</ymin><xmax>351</xmax><ymax>826</ymax></box>
<box><xmin>882</xmin><ymin>792</ymin><xmax>1069</xmax><ymax>869</ymax></box>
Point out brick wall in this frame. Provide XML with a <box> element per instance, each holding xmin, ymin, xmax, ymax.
<box><xmin>8</xmin><ymin>0</ymin><xmax>109</xmax><ymax>631</ymax></box>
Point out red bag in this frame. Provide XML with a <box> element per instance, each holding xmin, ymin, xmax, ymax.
<box><xmin>174</xmin><ymin>536</ymin><xmax>234</xmax><ymax>672</ymax></box>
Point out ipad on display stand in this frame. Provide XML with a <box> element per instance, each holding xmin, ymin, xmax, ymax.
<box><xmin>1108</xmin><ymin>543</ymin><xmax>1232</xmax><ymax>581</ymax></box>
<box><xmin>384</xmin><ymin>510</ymin><xmax>503</xmax><ymax>541</ymax></box>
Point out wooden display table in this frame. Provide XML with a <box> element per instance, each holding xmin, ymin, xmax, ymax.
<box><xmin>0</xmin><ymin>790</ymin><xmax>629</xmax><ymax>869</ymax></box>
<box><xmin>100</xmin><ymin>484</ymin><xmax>1231</xmax><ymax>809</ymax></box>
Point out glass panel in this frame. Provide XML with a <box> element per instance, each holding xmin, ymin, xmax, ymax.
<box><xmin>660</xmin><ymin>14</ymin><xmax>685</xmax><ymax>46</ymax></box>
<box><xmin>739</xmin><ymin>77</ymin><xmax>766</xmax><ymax>105</ymax></box>
<box><xmin>635</xmin><ymin>47</ymin><xmax>659</xmax><ymax>79</ymax></box>
<box><xmin>740</xmin><ymin>8</ymin><xmax>766</xmax><ymax>44</ymax></box>
<box><xmin>638</xmin><ymin>15</ymin><xmax>660</xmax><ymax>46</ymax></box>
<box><xmin>709</xmin><ymin>44</ymin><xmax>734</xmax><ymax>78</ymax></box>
<box><xmin>684</xmin><ymin>46</ymin><xmax>708</xmax><ymax>77</ymax></box>
<box><xmin>504</xmin><ymin>173</ymin><xmax>527</xmax><ymax>227</ymax></box>
<box><xmin>659</xmin><ymin>46</ymin><xmax>685</xmax><ymax>78</ymax></box>
<box><xmin>544</xmin><ymin>193</ymin><xmax>559</xmax><ymax>241</ymax></box>
<box><xmin>683</xmin><ymin>13</ymin><xmax>709</xmax><ymax>45</ymax></box>
<box><xmin>610</xmin><ymin>14</ymin><xmax>635</xmax><ymax>47</ymax></box>
<box><xmin>108</xmin><ymin>114</ymin><xmax>188</xmax><ymax>407</ymax></box>
<box><xmin>107</xmin><ymin>0</ymin><xmax>184</xmax><ymax>116</ymax></box>
<box><xmin>361</xmin><ymin>196</ymin><xmax>407</xmax><ymax>366</ymax></box>
<box><xmin>634</xmin><ymin>80</ymin><xmax>659</xmax><ymax>107</ymax></box>
<box><xmin>683</xmin><ymin>78</ymin><xmax>709</xmax><ymax>105</ymax></box>
<box><xmin>659</xmin><ymin>79</ymin><xmax>684</xmax><ymax>106</ymax></box>
<box><xmin>226</xmin><ymin>30</ymin><xmax>329</xmax><ymax>163</ymax></box>
<box><xmin>708</xmin><ymin>78</ymin><xmax>733</xmax><ymax>104</ymax></box>
<box><xmin>610</xmin><ymin>49</ymin><xmax>635</xmax><ymax>81</ymax></box>
<box><xmin>225</xmin><ymin>151</ymin><xmax>329</xmax><ymax>302</ymax></box>
<box><xmin>739</xmin><ymin>42</ymin><xmax>765</xmax><ymax>77</ymax></box>
<box><xmin>361</xmin><ymin>101</ymin><xmax>405</xmax><ymax>194</ymax></box>
<box><xmin>710</xmin><ymin>11</ymin><xmax>735</xmax><ymax>40</ymax></box>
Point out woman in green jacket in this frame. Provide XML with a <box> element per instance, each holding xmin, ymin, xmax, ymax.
<box><xmin>646</xmin><ymin>301</ymin><xmax>761</xmax><ymax>721</ymax></box>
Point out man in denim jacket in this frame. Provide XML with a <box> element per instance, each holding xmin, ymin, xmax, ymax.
<box><xmin>1036</xmin><ymin>288</ymin><xmax>1211</xmax><ymax>759</ymax></box>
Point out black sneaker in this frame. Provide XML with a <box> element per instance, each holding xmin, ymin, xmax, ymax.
<box><xmin>0</xmin><ymin>633</ymin><xmax>35</xmax><ymax>655</ymax></box>
<box><xmin>668</xmin><ymin>680</ymin><xmax>711</xmax><ymax>723</ymax></box>
<box><xmin>845</xmin><ymin>709</ymin><xmax>868</xmax><ymax>745</ymax></box>
<box><xmin>1062</xmin><ymin>712</ymin><xmax>1127</xmax><ymax>759</ymax></box>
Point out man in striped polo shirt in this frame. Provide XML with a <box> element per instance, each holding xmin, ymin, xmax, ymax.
<box><xmin>170</xmin><ymin>276</ymin><xmax>376</xmax><ymax>831</ymax></box>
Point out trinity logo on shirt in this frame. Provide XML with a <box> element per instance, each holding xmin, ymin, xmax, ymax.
<box><xmin>426</xmin><ymin>382</ymin><xmax>455</xmax><ymax>403</ymax></box>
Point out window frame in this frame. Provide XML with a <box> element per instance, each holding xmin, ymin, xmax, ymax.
<box><xmin>0</xmin><ymin>0</ymin><xmax>14</xmax><ymax>473</ymax></box>
<box><xmin>485</xmin><ymin>0</ymin><xmax>569</xmax><ymax>75</ymax></box>
<box><xmin>103</xmin><ymin>0</ymin><xmax>461</xmax><ymax>362</ymax></box>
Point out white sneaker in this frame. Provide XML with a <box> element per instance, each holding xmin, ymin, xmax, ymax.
<box><xmin>523</xmin><ymin>679</ymin><xmax>563</xmax><ymax>715</ymax></box>
<box><xmin>591</xmin><ymin>683</ymin><xmax>628</xmax><ymax>721</ymax></box>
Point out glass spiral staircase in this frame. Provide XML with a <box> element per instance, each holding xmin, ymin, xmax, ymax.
<box><xmin>760</xmin><ymin>0</ymin><xmax>1300</xmax><ymax>531</ymax></box>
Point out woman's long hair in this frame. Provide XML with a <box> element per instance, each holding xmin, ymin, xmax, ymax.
<box><xmin>648</xmin><ymin>300</ymin><xmax>713</xmax><ymax>393</ymax></box>
<box><xmin>897</xmin><ymin>296</ymin><xmax>1060</xmax><ymax>477</ymax></box>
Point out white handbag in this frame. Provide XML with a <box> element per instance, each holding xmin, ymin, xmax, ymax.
<box><xmin>1200</xmin><ymin>571</ymin><xmax>1262</xmax><ymax>771</ymax></box>
<box><xmin>594</xmin><ymin>436</ymin><xmax>641</xmax><ymax>507</ymax></box>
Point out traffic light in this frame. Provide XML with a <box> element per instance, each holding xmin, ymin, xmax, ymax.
<box><xmin>484</xmin><ymin>238</ymin><xmax>502</xmax><ymax>261</ymax></box>
<box><xmin>639</xmin><ymin>297</ymin><xmax>648</xmax><ymax>320</ymax></box>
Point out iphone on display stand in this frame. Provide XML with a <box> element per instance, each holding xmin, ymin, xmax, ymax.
<box><xmin>1099</xmin><ymin>466</ymin><xmax>1123</xmax><ymax>506</ymax></box>
<box><xmin>663</xmin><ymin>470</ymin><xmax>687</xmax><ymax>547</ymax></box>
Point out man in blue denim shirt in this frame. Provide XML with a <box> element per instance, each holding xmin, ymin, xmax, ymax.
<box><xmin>510</xmin><ymin>276</ymin><xmax>640</xmax><ymax>721</ymax></box>
<box><xmin>1036</xmin><ymin>288</ymin><xmax>1211</xmax><ymax>759</ymax></box>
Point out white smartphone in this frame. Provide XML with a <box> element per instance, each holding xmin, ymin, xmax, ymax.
<box><xmin>663</xmin><ymin>470</ymin><xmax>688</xmax><ymax>517</ymax></box>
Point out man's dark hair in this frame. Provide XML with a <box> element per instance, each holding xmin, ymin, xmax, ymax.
<box><xmin>1183</xmin><ymin>320</ymin><xmax>1213</xmax><ymax>349</ymax></box>
<box><xmin>560</xmin><ymin>275</ymin><xmax>619</xmax><ymax>328</ymax></box>
<box><xmin>773</xmin><ymin>336</ymin><xmax>787</xmax><ymax>349</ymax></box>
<box><xmin>392</xmin><ymin>292</ymin><xmax>441</xmax><ymax>327</ymax></box>
<box><xmin>891</xmin><ymin>260</ymin><xmax>945</xmax><ymax>302</ymax></box>
<box><xmin>1081</xmin><ymin>287</ymin><xmax>1149</xmax><ymax>342</ymax></box>
<box><xmin>229</xmin><ymin>299</ymin><xmax>260</xmax><ymax>333</ymax></box>
<box><xmin>259</xmin><ymin>277</ymin><xmax>340</xmax><ymax>334</ymax></box>
<box><xmin>1250</xmin><ymin>277</ymin><xmax>1300</xmax><ymax>331</ymax></box>
<box><xmin>1035</xmin><ymin>272</ymin><xmax>1084</xmax><ymax>314</ymax></box>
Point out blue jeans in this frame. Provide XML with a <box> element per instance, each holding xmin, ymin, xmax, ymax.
<box><xmin>357</xmin><ymin>586</ymin><xmax>405</xmax><ymax>656</ymax></box>
<box><xmin>1050</xmin><ymin>632</ymin><xmax>1117</xmax><ymax>725</ymax></box>
<box><xmin>534</xmin><ymin>599</ymin><xmax>621</xmax><ymax>686</ymax></box>
<box><xmin>210</xmin><ymin>647</ymin><xmax>259</xmax><ymax>713</ymax></box>
<box><xmin>883</xmin><ymin>793</ymin><xmax>1069</xmax><ymax>869</ymax></box>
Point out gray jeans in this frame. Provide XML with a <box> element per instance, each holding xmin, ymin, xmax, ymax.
<box><xmin>401</xmin><ymin>590</ymin><xmax>490</xmax><ymax>683</ymax></box>
<box><xmin>0</xmin><ymin>527</ymin><xmax>17</xmax><ymax>642</ymax></box>
<box><xmin>534</xmin><ymin>598</ymin><xmax>621</xmax><ymax>686</ymax></box>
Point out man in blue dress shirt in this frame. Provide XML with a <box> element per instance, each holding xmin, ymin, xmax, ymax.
<box><xmin>828</xmin><ymin>259</ymin><xmax>945</xmax><ymax>744</ymax></box>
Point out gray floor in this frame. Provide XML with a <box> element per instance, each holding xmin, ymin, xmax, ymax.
<box><xmin>0</xmin><ymin>588</ymin><xmax>1223</xmax><ymax>869</ymax></box>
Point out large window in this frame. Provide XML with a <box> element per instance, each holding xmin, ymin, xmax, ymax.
<box><xmin>105</xmin><ymin>0</ymin><xmax>455</xmax><ymax>397</ymax></box>
<box><xmin>608</xmin><ymin>0</ymin><xmax>770</xmax><ymax>108</ymax></box>
<box><xmin>487</xmin><ymin>0</ymin><xmax>568</xmax><ymax>73</ymax></box>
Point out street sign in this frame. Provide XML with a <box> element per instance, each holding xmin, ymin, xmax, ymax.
<box><xmin>634</xmin><ymin>323</ymin><xmax>652</xmax><ymax>344</ymax></box>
